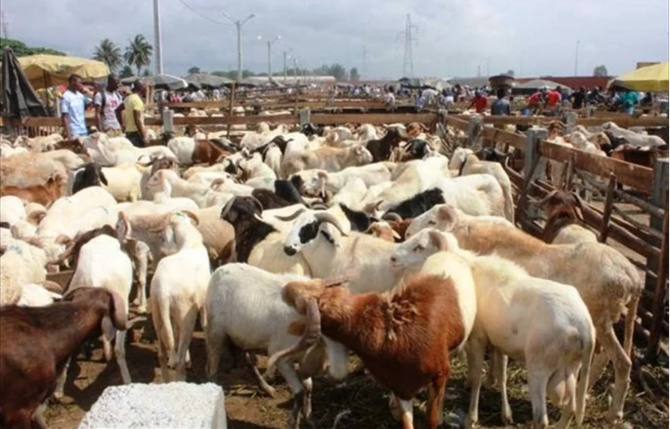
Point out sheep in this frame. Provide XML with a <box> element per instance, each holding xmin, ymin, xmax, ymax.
<box><xmin>449</xmin><ymin>147</ymin><xmax>515</xmax><ymax>222</ymax></box>
<box><xmin>415</xmin><ymin>205</ymin><xmax>642</xmax><ymax>421</ymax></box>
<box><xmin>0</xmin><ymin>174</ymin><xmax>65</xmax><ymax>207</ymax></box>
<box><xmin>393</xmin><ymin>229</ymin><xmax>596</xmax><ymax>428</ymax></box>
<box><xmin>365</xmin><ymin>219</ymin><xmax>412</xmax><ymax>243</ymax></box>
<box><xmin>365</xmin><ymin>127</ymin><xmax>404</xmax><ymax>162</ymax></box>
<box><xmin>601</xmin><ymin>121</ymin><xmax>667</xmax><ymax>150</ymax></box>
<box><xmin>13</xmin><ymin>133</ymin><xmax>64</xmax><ymax>152</ymax></box>
<box><xmin>149</xmin><ymin>211</ymin><xmax>211</xmax><ymax>382</ymax></box>
<box><xmin>63</xmin><ymin>232</ymin><xmax>134</xmax><ymax>390</ymax></box>
<box><xmin>269</xmin><ymin>273</ymin><xmax>470</xmax><ymax>429</ymax></box>
<box><xmin>71</xmin><ymin>162</ymin><xmax>109</xmax><ymax>194</ymax></box>
<box><xmin>205</xmin><ymin>263</ymin><xmax>348</xmax><ymax>427</ymax></box>
<box><xmin>282</xmin><ymin>145</ymin><xmax>373</xmax><ymax>177</ymax></box>
<box><xmin>83</xmin><ymin>132</ymin><xmax>177</xmax><ymax>166</ymax></box>
<box><xmin>167</xmin><ymin>136</ymin><xmax>231</xmax><ymax>165</ymax></box>
<box><xmin>290</xmin><ymin>163</ymin><xmax>394</xmax><ymax>198</ymax></box>
<box><xmin>0</xmin><ymin>150</ymin><xmax>85</xmax><ymax>190</ymax></box>
<box><xmin>405</xmin><ymin>203</ymin><xmax>516</xmax><ymax>238</ymax></box>
<box><xmin>533</xmin><ymin>190</ymin><xmax>597</xmax><ymax>244</ymax></box>
<box><xmin>16</xmin><ymin>283</ymin><xmax>61</xmax><ymax>307</ymax></box>
<box><xmin>0</xmin><ymin>288</ymin><xmax>131</xmax><ymax>429</ymax></box>
<box><xmin>0</xmin><ymin>240</ymin><xmax>48</xmax><ymax>306</ymax></box>
<box><xmin>146</xmin><ymin>169</ymin><xmax>232</xmax><ymax>208</ymax></box>
<box><xmin>0</xmin><ymin>195</ymin><xmax>26</xmax><ymax>226</ymax></box>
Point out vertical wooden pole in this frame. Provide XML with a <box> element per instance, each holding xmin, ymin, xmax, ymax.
<box><xmin>515</xmin><ymin>127</ymin><xmax>548</xmax><ymax>226</ymax></box>
<box><xmin>467</xmin><ymin>114</ymin><xmax>483</xmax><ymax>150</ymax></box>
<box><xmin>299</xmin><ymin>108</ymin><xmax>311</xmax><ymax>128</ymax></box>
<box><xmin>647</xmin><ymin>205</ymin><xmax>669</xmax><ymax>361</ymax></box>
<box><xmin>227</xmin><ymin>83</ymin><xmax>236</xmax><ymax>139</ymax></box>
<box><xmin>646</xmin><ymin>159</ymin><xmax>669</xmax><ymax>291</ymax></box>
<box><xmin>598</xmin><ymin>173</ymin><xmax>618</xmax><ymax>243</ymax></box>
<box><xmin>562</xmin><ymin>111</ymin><xmax>578</xmax><ymax>133</ymax></box>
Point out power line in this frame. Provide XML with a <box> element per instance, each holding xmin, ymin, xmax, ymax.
<box><xmin>399</xmin><ymin>14</ymin><xmax>418</xmax><ymax>78</ymax></box>
<box><xmin>174</xmin><ymin>0</ymin><xmax>228</xmax><ymax>26</ymax></box>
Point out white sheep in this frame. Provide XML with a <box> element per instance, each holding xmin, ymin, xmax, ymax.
<box><xmin>149</xmin><ymin>211</ymin><xmax>211</xmax><ymax>382</ymax></box>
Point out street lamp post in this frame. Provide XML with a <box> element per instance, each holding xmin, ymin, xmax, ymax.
<box><xmin>223</xmin><ymin>12</ymin><xmax>256</xmax><ymax>83</ymax></box>
<box><xmin>258</xmin><ymin>35</ymin><xmax>281</xmax><ymax>81</ymax></box>
<box><xmin>574</xmin><ymin>40</ymin><xmax>580</xmax><ymax>76</ymax></box>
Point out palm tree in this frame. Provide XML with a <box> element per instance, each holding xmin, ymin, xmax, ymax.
<box><xmin>124</xmin><ymin>34</ymin><xmax>153</xmax><ymax>77</ymax></box>
<box><xmin>93</xmin><ymin>38</ymin><xmax>122</xmax><ymax>72</ymax></box>
<box><xmin>119</xmin><ymin>65</ymin><xmax>134</xmax><ymax>79</ymax></box>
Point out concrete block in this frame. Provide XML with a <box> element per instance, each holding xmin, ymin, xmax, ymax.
<box><xmin>79</xmin><ymin>382</ymin><xmax>227</xmax><ymax>429</ymax></box>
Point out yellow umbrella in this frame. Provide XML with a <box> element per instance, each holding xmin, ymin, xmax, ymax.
<box><xmin>17</xmin><ymin>54</ymin><xmax>109</xmax><ymax>89</ymax></box>
<box><xmin>609</xmin><ymin>62</ymin><xmax>669</xmax><ymax>92</ymax></box>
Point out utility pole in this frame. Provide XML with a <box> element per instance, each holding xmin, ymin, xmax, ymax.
<box><xmin>362</xmin><ymin>45</ymin><xmax>368</xmax><ymax>80</ymax></box>
<box><xmin>152</xmin><ymin>0</ymin><xmax>163</xmax><ymax>75</ymax></box>
<box><xmin>258</xmin><ymin>35</ymin><xmax>280</xmax><ymax>81</ymax></box>
<box><xmin>399</xmin><ymin>14</ymin><xmax>418</xmax><ymax>77</ymax></box>
<box><xmin>223</xmin><ymin>12</ymin><xmax>256</xmax><ymax>83</ymax></box>
<box><xmin>574</xmin><ymin>40</ymin><xmax>580</xmax><ymax>76</ymax></box>
<box><xmin>0</xmin><ymin>11</ymin><xmax>9</xmax><ymax>39</ymax></box>
<box><xmin>486</xmin><ymin>57</ymin><xmax>490</xmax><ymax>77</ymax></box>
<box><xmin>283</xmin><ymin>51</ymin><xmax>288</xmax><ymax>83</ymax></box>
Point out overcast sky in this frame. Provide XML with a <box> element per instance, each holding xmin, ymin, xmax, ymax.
<box><xmin>2</xmin><ymin>0</ymin><xmax>669</xmax><ymax>79</ymax></box>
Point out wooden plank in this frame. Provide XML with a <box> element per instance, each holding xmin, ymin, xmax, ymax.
<box><xmin>310</xmin><ymin>113</ymin><xmax>437</xmax><ymax>126</ymax></box>
<box><xmin>647</xmin><ymin>208</ymin><xmax>669</xmax><ymax>360</ymax></box>
<box><xmin>577</xmin><ymin>116</ymin><xmax>669</xmax><ymax>128</ymax></box>
<box><xmin>445</xmin><ymin>116</ymin><xmax>469</xmax><ymax>132</ymax></box>
<box><xmin>539</xmin><ymin>140</ymin><xmax>654</xmax><ymax>193</ymax></box>
<box><xmin>482</xmin><ymin>126</ymin><xmax>526</xmax><ymax>150</ymax></box>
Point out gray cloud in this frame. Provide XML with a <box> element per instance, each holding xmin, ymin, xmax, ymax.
<box><xmin>3</xmin><ymin>0</ymin><xmax>669</xmax><ymax>79</ymax></box>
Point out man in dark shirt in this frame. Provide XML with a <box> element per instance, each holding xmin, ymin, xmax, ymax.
<box><xmin>571</xmin><ymin>86</ymin><xmax>587</xmax><ymax>109</ymax></box>
<box><xmin>491</xmin><ymin>88</ymin><xmax>511</xmax><ymax>115</ymax></box>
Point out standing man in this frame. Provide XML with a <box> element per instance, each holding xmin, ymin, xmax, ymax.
<box><xmin>468</xmin><ymin>91</ymin><xmax>488</xmax><ymax>113</ymax></box>
<box><xmin>570</xmin><ymin>86</ymin><xmax>587</xmax><ymax>110</ymax></box>
<box><xmin>119</xmin><ymin>81</ymin><xmax>147</xmax><ymax>147</ymax></box>
<box><xmin>546</xmin><ymin>86</ymin><xmax>563</xmax><ymax>115</ymax></box>
<box><xmin>93</xmin><ymin>74</ymin><xmax>123</xmax><ymax>136</ymax></box>
<box><xmin>491</xmin><ymin>88</ymin><xmax>511</xmax><ymax>116</ymax></box>
<box><xmin>61</xmin><ymin>74</ymin><xmax>90</xmax><ymax>139</ymax></box>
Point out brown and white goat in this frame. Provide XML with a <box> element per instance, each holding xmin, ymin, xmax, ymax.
<box><xmin>0</xmin><ymin>288</ymin><xmax>131</xmax><ymax>429</ymax></box>
<box><xmin>269</xmin><ymin>274</ymin><xmax>466</xmax><ymax>429</ymax></box>
<box><xmin>0</xmin><ymin>174</ymin><xmax>65</xmax><ymax>207</ymax></box>
<box><xmin>534</xmin><ymin>190</ymin><xmax>597</xmax><ymax>244</ymax></box>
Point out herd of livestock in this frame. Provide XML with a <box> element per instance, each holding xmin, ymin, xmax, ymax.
<box><xmin>0</xmin><ymin>117</ymin><xmax>651</xmax><ymax>428</ymax></box>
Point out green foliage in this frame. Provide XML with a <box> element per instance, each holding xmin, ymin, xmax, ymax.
<box><xmin>0</xmin><ymin>38</ymin><xmax>66</xmax><ymax>57</ymax></box>
<box><xmin>505</xmin><ymin>69</ymin><xmax>515</xmax><ymax>77</ymax></box>
<box><xmin>124</xmin><ymin>34</ymin><xmax>153</xmax><ymax>77</ymax></box>
<box><xmin>349</xmin><ymin>67</ymin><xmax>360</xmax><ymax>81</ymax></box>
<box><xmin>93</xmin><ymin>38</ymin><xmax>122</xmax><ymax>72</ymax></box>
<box><xmin>593</xmin><ymin>65</ymin><xmax>608</xmax><ymax>77</ymax></box>
<box><xmin>119</xmin><ymin>65</ymin><xmax>134</xmax><ymax>78</ymax></box>
<box><xmin>188</xmin><ymin>66</ymin><xmax>201</xmax><ymax>74</ymax></box>
<box><xmin>142</xmin><ymin>69</ymin><xmax>152</xmax><ymax>77</ymax></box>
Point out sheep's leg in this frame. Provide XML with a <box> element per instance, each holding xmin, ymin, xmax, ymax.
<box><xmin>599</xmin><ymin>322</ymin><xmax>631</xmax><ymax>422</ymax></box>
<box><xmin>623</xmin><ymin>294</ymin><xmax>640</xmax><ymax>358</ymax></box>
<box><xmin>33</xmin><ymin>403</ymin><xmax>48</xmax><ymax>429</ymax></box>
<box><xmin>553</xmin><ymin>370</ymin><xmax>576</xmax><ymax>429</ymax></box>
<box><xmin>464</xmin><ymin>341</ymin><xmax>485</xmax><ymax>429</ymax></box>
<box><xmin>388</xmin><ymin>394</ymin><xmax>402</xmax><ymax>421</ymax></box>
<box><xmin>527</xmin><ymin>367</ymin><xmax>550</xmax><ymax>429</ymax></box>
<box><xmin>427</xmin><ymin>375</ymin><xmax>447</xmax><ymax>429</ymax></box>
<box><xmin>53</xmin><ymin>358</ymin><xmax>70</xmax><ymax>399</ymax></box>
<box><xmin>300</xmin><ymin>377</ymin><xmax>313</xmax><ymax>420</ymax></box>
<box><xmin>496</xmin><ymin>351</ymin><xmax>513</xmax><ymax>425</ymax></box>
<box><xmin>131</xmin><ymin>242</ymin><xmax>150</xmax><ymax>313</ymax></box>
<box><xmin>397</xmin><ymin>398</ymin><xmax>414</xmax><ymax>429</ymax></box>
<box><xmin>205</xmin><ymin>327</ymin><xmax>226</xmax><ymax>380</ymax></box>
<box><xmin>151</xmin><ymin>300</ymin><xmax>172</xmax><ymax>382</ymax></box>
<box><xmin>277</xmin><ymin>359</ymin><xmax>306</xmax><ymax>428</ymax></box>
<box><xmin>587</xmin><ymin>349</ymin><xmax>610</xmax><ymax>390</ymax></box>
<box><xmin>115</xmin><ymin>330</ymin><xmax>132</xmax><ymax>384</ymax></box>
<box><xmin>248</xmin><ymin>353</ymin><xmax>278</xmax><ymax>397</ymax></box>
<box><xmin>175</xmin><ymin>305</ymin><xmax>199</xmax><ymax>381</ymax></box>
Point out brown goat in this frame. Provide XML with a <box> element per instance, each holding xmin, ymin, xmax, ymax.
<box><xmin>365</xmin><ymin>219</ymin><xmax>412</xmax><ymax>243</ymax></box>
<box><xmin>405</xmin><ymin>122</ymin><xmax>428</xmax><ymax>138</ymax></box>
<box><xmin>271</xmin><ymin>274</ymin><xmax>465</xmax><ymax>429</ymax></box>
<box><xmin>0</xmin><ymin>174</ymin><xmax>64</xmax><ymax>207</ymax></box>
<box><xmin>0</xmin><ymin>288</ymin><xmax>129</xmax><ymax>429</ymax></box>
<box><xmin>192</xmin><ymin>140</ymin><xmax>232</xmax><ymax>165</ymax></box>
<box><xmin>535</xmin><ymin>190</ymin><xmax>586</xmax><ymax>243</ymax></box>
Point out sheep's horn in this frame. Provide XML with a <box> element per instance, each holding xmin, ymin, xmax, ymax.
<box><xmin>530</xmin><ymin>190</ymin><xmax>559</xmax><ymax>206</ymax></box>
<box><xmin>275</xmin><ymin>208</ymin><xmax>307</xmax><ymax>221</ymax></box>
<box><xmin>314</xmin><ymin>212</ymin><xmax>348</xmax><ymax>237</ymax></box>
<box><xmin>220</xmin><ymin>196</ymin><xmax>239</xmax><ymax>220</ymax></box>
<box><xmin>181</xmin><ymin>210</ymin><xmax>200</xmax><ymax>226</ymax></box>
<box><xmin>382</xmin><ymin>212</ymin><xmax>402</xmax><ymax>221</ymax></box>
<box><xmin>251</xmin><ymin>197</ymin><xmax>264</xmax><ymax>214</ymax></box>
<box><xmin>210</xmin><ymin>178</ymin><xmax>226</xmax><ymax>190</ymax></box>
<box><xmin>264</xmin><ymin>297</ymin><xmax>321</xmax><ymax>379</ymax></box>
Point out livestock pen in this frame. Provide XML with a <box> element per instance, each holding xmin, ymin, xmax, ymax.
<box><xmin>2</xmin><ymin>105</ymin><xmax>668</xmax><ymax>428</ymax></box>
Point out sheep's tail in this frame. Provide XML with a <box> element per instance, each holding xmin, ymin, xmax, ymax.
<box><xmin>502</xmin><ymin>180</ymin><xmax>515</xmax><ymax>223</ymax></box>
<box><xmin>151</xmin><ymin>295</ymin><xmax>176</xmax><ymax>362</ymax></box>
<box><xmin>623</xmin><ymin>293</ymin><xmax>640</xmax><ymax>358</ymax></box>
<box><xmin>575</xmin><ymin>327</ymin><xmax>595</xmax><ymax>426</ymax></box>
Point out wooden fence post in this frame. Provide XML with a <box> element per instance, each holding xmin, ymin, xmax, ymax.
<box><xmin>299</xmin><ymin>108</ymin><xmax>311</xmax><ymax>128</ymax></box>
<box><xmin>515</xmin><ymin>126</ymin><xmax>548</xmax><ymax>224</ymax></box>
<box><xmin>161</xmin><ymin>108</ymin><xmax>174</xmax><ymax>134</ymax></box>
<box><xmin>586</xmin><ymin>105</ymin><xmax>596</xmax><ymax>117</ymax></box>
<box><xmin>227</xmin><ymin>84</ymin><xmax>236</xmax><ymax>139</ymax></box>
<box><xmin>598</xmin><ymin>173</ymin><xmax>618</xmax><ymax>242</ymax></box>
<box><xmin>562</xmin><ymin>111</ymin><xmax>578</xmax><ymax>133</ymax></box>
<box><xmin>645</xmin><ymin>158</ymin><xmax>669</xmax><ymax>359</ymax></box>
<box><xmin>467</xmin><ymin>114</ymin><xmax>483</xmax><ymax>150</ymax></box>
<box><xmin>660</xmin><ymin>100</ymin><xmax>669</xmax><ymax>115</ymax></box>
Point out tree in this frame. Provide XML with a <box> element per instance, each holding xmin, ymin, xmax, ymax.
<box><xmin>119</xmin><ymin>65</ymin><xmax>134</xmax><ymax>78</ymax></box>
<box><xmin>188</xmin><ymin>66</ymin><xmax>201</xmax><ymax>74</ymax></box>
<box><xmin>124</xmin><ymin>34</ymin><xmax>153</xmax><ymax>77</ymax></box>
<box><xmin>349</xmin><ymin>67</ymin><xmax>360</xmax><ymax>81</ymax></box>
<box><xmin>505</xmin><ymin>69</ymin><xmax>515</xmax><ymax>77</ymax></box>
<box><xmin>142</xmin><ymin>69</ymin><xmax>152</xmax><ymax>77</ymax></box>
<box><xmin>93</xmin><ymin>38</ymin><xmax>122</xmax><ymax>72</ymax></box>
<box><xmin>0</xmin><ymin>38</ymin><xmax>66</xmax><ymax>56</ymax></box>
<box><xmin>593</xmin><ymin>65</ymin><xmax>608</xmax><ymax>77</ymax></box>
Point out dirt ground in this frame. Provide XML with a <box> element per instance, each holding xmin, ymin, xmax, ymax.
<box><xmin>41</xmin><ymin>315</ymin><xmax>669</xmax><ymax>429</ymax></box>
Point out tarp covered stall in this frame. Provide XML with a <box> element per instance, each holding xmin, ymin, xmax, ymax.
<box><xmin>185</xmin><ymin>73</ymin><xmax>234</xmax><ymax>89</ymax></box>
<box><xmin>608</xmin><ymin>62</ymin><xmax>669</xmax><ymax>92</ymax></box>
<box><xmin>2</xmin><ymin>48</ymin><xmax>48</xmax><ymax>121</ymax></box>
<box><xmin>18</xmin><ymin>54</ymin><xmax>109</xmax><ymax>90</ymax></box>
<box><xmin>513</xmin><ymin>78</ymin><xmax>570</xmax><ymax>95</ymax></box>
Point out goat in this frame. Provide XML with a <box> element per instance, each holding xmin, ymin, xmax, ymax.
<box><xmin>0</xmin><ymin>288</ymin><xmax>130</xmax><ymax>429</ymax></box>
<box><xmin>534</xmin><ymin>190</ymin><xmax>597</xmax><ymax>244</ymax></box>
<box><xmin>0</xmin><ymin>174</ymin><xmax>65</xmax><ymax>207</ymax></box>
<box><xmin>365</xmin><ymin>128</ymin><xmax>404</xmax><ymax>162</ymax></box>
<box><xmin>71</xmin><ymin>163</ymin><xmax>108</xmax><ymax>194</ymax></box>
<box><xmin>269</xmin><ymin>273</ymin><xmax>468</xmax><ymax>429</ymax></box>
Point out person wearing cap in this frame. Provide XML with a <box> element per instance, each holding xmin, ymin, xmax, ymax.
<box><xmin>469</xmin><ymin>91</ymin><xmax>488</xmax><ymax>113</ymax></box>
<box><xmin>93</xmin><ymin>74</ymin><xmax>123</xmax><ymax>137</ymax></box>
<box><xmin>118</xmin><ymin>81</ymin><xmax>147</xmax><ymax>147</ymax></box>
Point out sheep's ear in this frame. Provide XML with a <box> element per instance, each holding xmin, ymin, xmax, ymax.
<box><xmin>99</xmin><ymin>171</ymin><xmax>109</xmax><ymax>185</ymax></box>
<box><xmin>54</xmin><ymin>234</ymin><xmax>72</xmax><ymax>246</ymax></box>
<box><xmin>428</xmin><ymin>230</ymin><xmax>449</xmax><ymax>251</ymax></box>
<box><xmin>392</xmin><ymin>230</ymin><xmax>401</xmax><ymax>240</ymax></box>
<box><xmin>436</xmin><ymin>205</ymin><xmax>458</xmax><ymax>231</ymax></box>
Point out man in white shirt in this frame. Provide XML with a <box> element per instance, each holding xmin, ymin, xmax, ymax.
<box><xmin>93</xmin><ymin>74</ymin><xmax>123</xmax><ymax>136</ymax></box>
<box><xmin>61</xmin><ymin>74</ymin><xmax>90</xmax><ymax>139</ymax></box>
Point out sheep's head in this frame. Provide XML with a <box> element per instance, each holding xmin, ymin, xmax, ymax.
<box><xmin>365</xmin><ymin>221</ymin><xmax>401</xmax><ymax>243</ymax></box>
<box><xmin>352</xmin><ymin>145</ymin><xmax>373</xmax><ymax>165</ymax></box>
<box><xmin>533</xmin><ymin>190</ymin><xmax>584</xmax><ymax>221</ymax></box>
<box><xmin>448</xmin><ymin>147</ymin><xmax>474</xmax><ymax>170</ymax></box>
<box><xmin>390</xmin><ymin>228</ymin><xmax>456</xmax><ymax>271</ymax></box>
<box><xmin>289</xmin><ymin>170</ymin><xmax>328</xmax><ymax>198</ymax></box>
<box><xmin>220</xmin><ymin>195</ymin><xmax>263</xmax><ymax>225</ymax></box>
<box><xmin>405</xmin><ymin>204</ymin><xmax>459</xmax><ymax>238</ymax></box>
<box><xmin>281</xmin><ymin>209</ymin><xmax>349</xmax><ymax>256</ymax></box>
